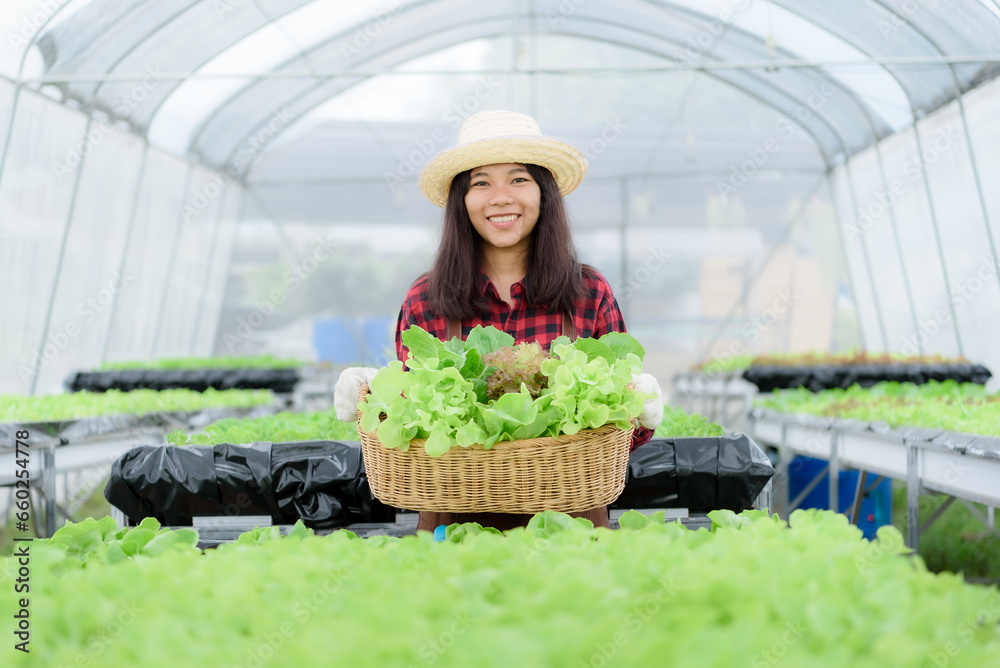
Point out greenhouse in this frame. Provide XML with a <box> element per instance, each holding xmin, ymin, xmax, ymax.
<box><xmin>1</xmin><ymin>1</ymin><xmax>999</xmax><ymax>666</ymax></box>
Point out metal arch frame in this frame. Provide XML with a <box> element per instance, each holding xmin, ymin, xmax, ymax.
<box><xmin>4</xmin><ymin>0</ymin><xmax>997</xmax><ymax>370</ymax></box>
<box><xmin>87</xmin><ymin>0</ymin><xmax>215</xmax><ymax>117</ymax></box>
<box><xmin>211</xmin><ymin>16</ymin><xmax>866</xmax><ymax>179</ymax></box>
<box><xmin>0</xmin><ymin>0</ymin><xmax>89</xmax><ymax>222</ymax></box>
<box><xmin>6</xmin><ymin>0</ymin><xmax>924</xmax><ymax>178</ymax></box>
<box><xmin>200</xmin><ymin>5</ymin><xmax>899</xmax><ymax>174</ymax></box>
<box><xmin>175</xmin><ymin>0</ymin><xmax>894</xmax><ymax>171</ymax></box>
<box><xmin>55</xmin><ymin>0</ymin><xmax>202</xmax><ymax>110</ymax></box>
<box><xmin>181</xmin><ymin>0</ymin><xmax>453</xmax><ymax>154</ymax></box>
<box><xmin>248</xmin><ymin>166</ymin><xmax>828</xmax><ymax>186</ymax></box>
<box><xmin>770</xmin><ymin>0</ymin><xmax>955</xmax><ymax>111</ymax></box>
<box><xmin>89</xmin><ymin>0</ymin><xmax>316</xmax><ymax>133</ymax></box>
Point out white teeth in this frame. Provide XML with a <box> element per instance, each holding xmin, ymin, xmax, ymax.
<box><xmin>489</xmin><ymin>215</ymin><xmax>518</xmax><ymax>223</ymax></box>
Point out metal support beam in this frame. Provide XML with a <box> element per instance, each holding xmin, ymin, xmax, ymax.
<box><xmin>958</xmin><ymin>499</ymin><xmax>1000</xmax><ymax>536</ymax></box>
<box><xmin>777</xmin><ymin>423</ymin><xmax>790</xmax><ymax>518</ymax></box>
<box><xmin>829</xmin><ymin>432</ymin><xmax>840</xmax><ymax>514</ymax></box>
<box><xmin>43</xmin><ymin>447</ymin><xmax>56</xmax><ymax>538</ymax></box>
<box><xmin>21</xmin><ymin>55</ymin><xmax>1000</xmax><ymax>84</ymax></box>
<box><xmin>906</xmin><ymin>445</ymin><xmax>920</xmax><ymax>552</ymax></box>
<box><xmin>920</xmin><ymin>496</ymin><xmax>956</xmax><ymax>535</ymax></box>
<box><xmin>849</xmin><ymin>470</ymin><xmax>869</xmax><ymax>524</ymax></box>
<box><xmin>788</xmin><ymin>462</ymin><xmax>829</xmax><ymax>513</ymax></box>
<box><xmin>619</xmin><ymin>176</ymin><xmax>630</xmax><ymax>326</ymax></box>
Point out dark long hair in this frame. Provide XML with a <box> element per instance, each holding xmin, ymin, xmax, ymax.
<box><xmin>427</xmin><ymin>163</ymin><xmax>589</xmax><ymax>320</ymax></box>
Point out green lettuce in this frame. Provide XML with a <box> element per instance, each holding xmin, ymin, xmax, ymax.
<box><xmin>359</xmin><ymin>325</ymin><xmax>649</xmax><ymax>456</ymax></box>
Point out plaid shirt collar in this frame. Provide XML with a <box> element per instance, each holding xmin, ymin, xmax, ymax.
<box><xmin>479</xmin><ymin>271</ymin><xmax>535</xmax><ymax>305</ymax></box>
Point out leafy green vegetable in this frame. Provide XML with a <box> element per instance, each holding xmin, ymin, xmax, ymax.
<box><xmin>756</xmin><ymin>380</ymin><xmax>1000</xmax><ymax>436</ymax></box>
<box><xmin>39</xmin><ymin>516</ymin><xmax>199</xmax><ymax>567</ymax></box>
<box><xmin>482</xmin><ymin>342</ymin><xmax>550</xmax><ymax>400</ymax></box>
<box><xmin>464</xmin><ymin>325</ymin><xmax>516</xmax><ymax>358</ymax></box>
<box><xmin>167</xmin><ymin>411</ymin><xmax>359</xmax><ymax>445</ymax></box>
<box><xmin>653</xmin><ymin>405</ymin><xmax>726</xmax><ymax>438</ymax></box>
<box><xmin>0</xmin><ymin>389</ymin><xmax>273</xmax><ymax>423</ymax></box>
<box><xmin>6</xmin><ymin>509</ymin><xmax>1000</xmax><ymax>667</ymax></box>
<box><xmin>361</xmin><ymin>326</ymin><xmax>648</xmax><ymax>455</ymax></box>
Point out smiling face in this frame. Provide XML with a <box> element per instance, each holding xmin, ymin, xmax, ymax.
<box><xmin>464</xmin><ymin>163</ymin><xmax>541</xmax><ymax>256</ymax></box>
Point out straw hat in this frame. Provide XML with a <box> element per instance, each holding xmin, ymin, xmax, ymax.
<box><xmin>419</xmin><ymin>110</ymin><xmax>588</xmax><ymax>207</ymax></box>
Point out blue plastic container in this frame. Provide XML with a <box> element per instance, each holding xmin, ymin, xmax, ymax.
<box><xmin>313</xmin><ymin>317</ymin><xmax>362</xmax><ymax>364</ymax></box>
<box><xmin>313</xmin><ymin>316</ymin><xmax>394</xmax><ymax>365</ymax></box>
<box><xmin>787</xmin><ymin>455</ymin><xmax>892</xmax><ymax>540</ymax></box>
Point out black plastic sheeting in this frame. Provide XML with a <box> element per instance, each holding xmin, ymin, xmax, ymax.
<box><xmin>742</xmin><ymin>363</ymin><xmax>992</xmax><ymax>393</ymax></box>
<box><xmin>108</xmin><ymin>435</ymin><xmax>773</xmax><ymax>528</ymax></box>
<box><xmin>105</xmin><ymin>441</ymin><xmax>394</xmax><ymax>530</ymax></box>
<box><xmin>67</xmin><ymin>368</ymin><xmax>301</xmax><ymax>394</ymax></box>
<box><xmin>611</xmin><ymin>435</ymin><xmax>774</xmax><ymax>512</ymax></box>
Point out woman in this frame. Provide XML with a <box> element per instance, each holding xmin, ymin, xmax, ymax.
<box><xmin>336</xmin><ymin>110</ymin><xmax>663</xmax><ymax>531</ymax></box>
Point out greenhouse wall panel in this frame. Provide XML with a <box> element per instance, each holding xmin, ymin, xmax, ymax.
<box><xmin>103</xmin><ymin>148</ymin><xmax>190</xmax><ymax>364</ymax></box>
<box><xmin>876</xmin><ymin>127</ymin><xmax>962</xmax><ymax>357</ymax></box>
<box><xmin>193</xmin><ymin>185</ymin><xmax>244</xmax><ymax>357</ymax></box>
<box><xmin>829</xmin><ymin>166</ymin><xmax>884</xmax><ymax>351</ymax></box>
<box><xmin>916</xmin><ymin>102</ymin><xmax>1000</xmax><ymax>375</ymax></box>
<box><xmin>31</xmin><ymin>127</ymin><xmax>145</xmax><ymax>394</ymax></box>
<box><xmin>962</xmin><ymin>75</ymin><xmax>1000</xmax><ymax>287</ymax></box>
<box><xmin>845</xmin><ymin>148</ymin><xmax>920</xmax><ymax>353</ymax></box>
<box><xmin>154</xmin><ymin>166</ymin><xmax>226</xmax><ymax>358</ymax></box>
<box><xmin>0</xmin><ymin>91</ymin><xmax>87</xmax><ymax>394</ymax></box>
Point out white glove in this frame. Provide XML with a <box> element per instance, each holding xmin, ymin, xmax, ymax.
<box><xmin>334</xmin><ymin>367</ymin><xmax>378</xmax><ymax>422</ymax></box>
<box><xmin>632</xmin><ymin>373</ymin><xmax>664</xmax><ymax>430</ymax></box>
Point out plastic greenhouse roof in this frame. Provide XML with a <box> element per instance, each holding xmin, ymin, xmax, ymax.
<box><xmin>9</xmin><ymin>0</ymin><xmax>1000</xmax><ymax>179</ymax></box>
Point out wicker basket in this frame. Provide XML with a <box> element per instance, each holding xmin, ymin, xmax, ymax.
<box><xmin>356</xmin><ymin>384</ymin><xmax>632</xmax><ymax>513</ymax></box>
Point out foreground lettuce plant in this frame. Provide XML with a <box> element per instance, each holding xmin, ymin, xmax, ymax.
<box><xmin>6</xmin><ymin>509</ymin><xmax>999</xmax><ymax>668</ymax></box>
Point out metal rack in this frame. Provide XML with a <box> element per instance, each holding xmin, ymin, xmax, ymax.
<box><xmin>671</xmin><ymin>371</ymin><xmax>757</xmax><ymax>433</ymax></box>
<box><xmin>748</xmin><ymin>408</ymin><xmax>1000</xmax><ymax>551</ymax></box>
<box><xmin>0</xmin><ymin>402</ymin><xmax>282</xmax><ymax>537</ymax></box>
<box><xmin>109</xmin><ymin>507</ymin><xmax>716</xmax><ymax>548</ymax></box>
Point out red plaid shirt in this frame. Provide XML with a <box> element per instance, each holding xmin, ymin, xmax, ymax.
<box><xmin>394</xmin><ymin>270</ymin><xmax>654</xmax><ymax>449</ymax></box>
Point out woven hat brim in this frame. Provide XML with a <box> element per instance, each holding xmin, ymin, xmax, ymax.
<box><xmin>419</xmin><ymin>135</ymin><xmax>588</xmax><ymax>207</ymax></box>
